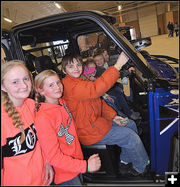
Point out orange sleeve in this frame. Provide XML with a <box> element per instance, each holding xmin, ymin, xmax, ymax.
<box><xmin>101</xmin><ymin>99</ymin><xmax>117</xmax><ymax>120</ymax></box>
<box><xmin>69</xmin><ymin>66</ymin><xmax>120</xmax><ymax>100</ymax></box>
<box><xmin>1</xmin><ymin>168</ymin><xmax>4</xmax><ymax>185</ymax></box>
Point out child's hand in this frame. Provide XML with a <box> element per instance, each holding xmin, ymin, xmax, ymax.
<box><xmin>113</xmin><ymin>116</ymin><xmax>129</xmax><ymax>126</ymax></box>
<box><xmin>115</xmin><ymin>52</ymin><xmax>129</xmax><ymax>70</ymax></box>
<box><xmin>87</xmin><ymin>154</ymin><xmax>101</xmax><ymax>173</ymax></box>
<box><xmin>44</xmin><ymin>163</ymin><xmax>54</xmax><ymax>186</ymax></box>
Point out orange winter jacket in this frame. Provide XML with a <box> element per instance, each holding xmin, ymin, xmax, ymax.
<box><xmin>62</xmin><ymin>66</ymin><xmax>120</xmax><ymax>145</ymax></box>
<box><xmin>35</xmin><ymin>98</ymin><xmax>87</xmax><ymax>184</ymax></box>
<box><xmin>1</xmin><ymin>98</ymin><xmax>46</xmax><ymax>186</ymax></box>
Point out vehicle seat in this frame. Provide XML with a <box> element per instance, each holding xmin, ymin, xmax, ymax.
<box><xmin>81</xmin><ymin>144</ymin><xmax>120</xmax><ymax>176</ymax></box>
<box><xmin>34</xmin><ymin>55</ymin><xmax>62</xmax><ymax>77</ymax></box>
<box><xmin>24</xmin><ymin>53</ymin><xmax>37</xmax><ymax>78</ymax></box>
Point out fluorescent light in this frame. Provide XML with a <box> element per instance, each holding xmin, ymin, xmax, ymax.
<box><xmin>4</xmin><ymin>17</ymin><xmax>12</xmax><ymax>23</ymax></box>
<box><xmin>118</xmin><ymin>5</ymin><xmax>122</xmax><ymax>11</ymax></box>
<box><xmin>54</xmin><ymin>2</ymin><xmax>61</xmax><ymax>9</ymax></box>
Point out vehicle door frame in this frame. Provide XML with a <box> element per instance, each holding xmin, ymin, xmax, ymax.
<box><xmin>1</xmin><ymin>30</ymin><xmax>19</xmax><ymax>61</ymax></box>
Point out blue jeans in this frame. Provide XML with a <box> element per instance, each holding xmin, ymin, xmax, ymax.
<box><xmin>92</xmin><ymin>120</ymin><xmax>149</xmax><ymax>173</ymax></box>
<box><xmin>57</xmin><ymin>175</ymin><xmax>82</xmax><ymax>186</ymax></box>
<box><xmin>103</xmin><ymin>96</ymin><xmax>127</xmax><ymax>117</ymax></box>
<box><xmin>107</xmin><ymin>83</ymin><xmax>133</xmax><ymax>117</ymax></box>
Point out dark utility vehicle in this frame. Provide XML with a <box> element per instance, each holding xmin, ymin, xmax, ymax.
<box><xmin>2</xmin><ymin>10</ymin><xmax>179</xmax><ymax>185</ymax></box>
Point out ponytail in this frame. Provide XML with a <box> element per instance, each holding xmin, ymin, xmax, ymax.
<box><xmin>2</xmin><ymin>91</ymin><xmax>25</xmax><ymax>144</ymax></box>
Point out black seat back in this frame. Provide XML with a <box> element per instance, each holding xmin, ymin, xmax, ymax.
<box><xmin>34</xmin><ymin>55</ymin><xmax>54</xmax><ymax>73</ymax></box>
<box><xmin>34</xmin><ymin>55</ymin><xmax>63</xmax><ymax>78</ymax></box>
<box><xmin>24</xmin><ymin>53</ymin><xmax>37</xmax><ymax>77</ymax></box>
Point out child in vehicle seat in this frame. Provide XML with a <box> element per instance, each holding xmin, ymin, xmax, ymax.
<box><xmin>34</xmin><ymin>69</ymin><xmax>101</xmax><ymax>186</ymax></box>
<box><xmin>82</xmin><ymin>59</ymin><xmax>126</xmax><ymax>117</ymax></box>
<box><xmin>93</xmin><ymin>49</ymin><xmax>141</xmax><ymax>120</ymax></box>
<box><xmin>61</xmin><ymin>53</ymin><xmax>150</xmax><ymax>176</ymax></box>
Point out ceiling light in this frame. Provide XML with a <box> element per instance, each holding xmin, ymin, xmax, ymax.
<box><xmin>54</xmin><ymin>2</ymin><xmax>61</xmax><ymax>9</ymax></box>
<box><xmin>4</xmin><ymin>17</ymin><xmax>12</xmax><ymax>23</ymax></box>
<box><xmin>118</xmin><ymin>5</ymin><xmax>122</xmax><ymax>11</ymax></box>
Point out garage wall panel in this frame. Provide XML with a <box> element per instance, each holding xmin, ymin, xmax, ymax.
<box><xmin>138</xmin><ymin>5</ymin><xmax>158</xmax><ymax>37</ymax></box>
<box><xmin>157</xmin><ymin>14</ymin><xmax>165</xmax><ymax>34</ymax></box>
<box><xmin>123</xmin><ymin>10</ymin><xmax>137</xmax><ymax>23</ymax></box>
<box><xmin>173</xmin><ymin>11</ymin><xmax>178</xmax><ymax>23</ymax></box>
<box><xmin>156</xmin><ymin>3</ymin><xmax>166</xmax><ymax>15</ymax></box>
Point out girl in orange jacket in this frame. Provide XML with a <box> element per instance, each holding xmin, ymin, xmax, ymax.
<box><xmin>61</xmin><ymin>52</ymin><xmax>149</xmax><ymax>176</ymax></box>
<box><xmin>34</xmin><ymin>69</ymin><xmax>101</xmax><ymax>185</ymax></box>
<box><xmin>1</xmin><ymin>60</ymin><xmax>54</xmax><ymax>186</ymax></box>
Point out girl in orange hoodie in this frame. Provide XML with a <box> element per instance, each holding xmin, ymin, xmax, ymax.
<box><xmin>61</xmin><ymin>52</ymin><xmax>149</xmax><ymax>176</ymax></box>
<box><xmin>1</xmin><ymin>60</ymin><xmax>54</xmax><ymax>186</ymax></box>
<box><xmin>34</xmin><ymin>69</ymin><xmax>101</xmax><ymax>185</ymax></box>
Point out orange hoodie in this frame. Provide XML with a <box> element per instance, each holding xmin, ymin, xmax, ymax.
<box><xmin>1</xmin><ymin>98</ymin><xmax>46</xmax><ymax>186</ymax></box>
<box><xmin>62</xmin><ymin>66</ymin><xmax>120</xmax><ymax>145</ymax></box>
<box><xmin>34</xmin><ymin>98</ymin><xmax>87</xmax><ymax>184</ymax></box>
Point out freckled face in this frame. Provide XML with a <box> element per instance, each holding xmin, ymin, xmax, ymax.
<box><xmin>40</xmin><ymin>75</ymin><xmax>63</xmax><ymax>104</ymax></box>
<box><xmin>2</xmin><ymin>66</ymin><xmax>32</xmax><ymax>104</ymax></box>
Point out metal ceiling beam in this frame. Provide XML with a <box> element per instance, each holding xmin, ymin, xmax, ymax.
<box><xmin>102</xmin><ymin>1</ymin><xmax>138</xmax><ymax>12</ymax></box>
<box><xmin>56</xmin><ymin>1</ymin><xmax>67</xmax><ymax>12</ymax></box>
<box><xmin>109</xmin><ymin>1</ymin><xmax>164</xmax><ymax>15</ymax></box>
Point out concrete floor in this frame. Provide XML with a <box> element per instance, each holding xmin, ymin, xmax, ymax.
<box><xmin>144</xmin><ymin>34</ymin><xmax>179</xmax><ymax>59</ymax></box>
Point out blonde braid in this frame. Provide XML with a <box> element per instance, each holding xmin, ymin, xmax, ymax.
<box><xmin>35</xmin><ymin>92</ymin><xmax>42</xmax><ymax>112</ymax></box>
<box><xmin>1</xmin><ymin>60</ymin><xmax>31</xmax><ymax>145</ymax></box>
<box><xmin>2</xmin><ymin>91</ymin><xmax>25</xmax><ymax>144</ymax></box>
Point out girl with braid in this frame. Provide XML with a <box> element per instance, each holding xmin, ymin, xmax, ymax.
<box><xmin>34</xmin><ymin>69</ymin><xmax>101</xmax><ymax>186</ymax></box>
<box><xmin>1</xmin><ymin>60</ymin><xmax>54</xmax><ymax>186</ymax></box>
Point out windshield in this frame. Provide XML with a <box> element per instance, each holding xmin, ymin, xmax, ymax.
<box><xmin>112</xmin><ymin>25</ymin><xmax>138</xmax><ymax>53</ymax></box>
<box><xmin>77</xmin><ymin>27</ymin><xmax>162</xmax><ymax>79</ymax></box>
<box><xmin>112</xmin><ymin>25</ymin><xmax>162</xmax><ymax>78</ymax></box>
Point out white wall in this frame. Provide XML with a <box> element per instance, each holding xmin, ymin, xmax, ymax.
<box><xmin>138</xmin><ymin>5</ymin><xmax>158</xmax><ymax>37</ymax></box>
<box><xmin>123</xmin><ymin>10</ymin><xmax>137</xmax><ymax>23</ymax></box>
<box><xmin>121</xmin><ymin>2</ymin><xmax>178</xmax><ymax>37</ymax></box>
<box><xmin>156</xmin><ymin>3</ymin><xmax>167</xmax><ymax>15</ymax></box>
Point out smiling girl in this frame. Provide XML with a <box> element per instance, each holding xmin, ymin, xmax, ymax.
<box><xmin>1</xmin><ymin>60</ymin><xmax>54</xmax><ymax>186</ymax></box>
<box><xmin>34</xmin><ymin>69</ymin><xmax>101</xmax><ymax>185</ymax></box>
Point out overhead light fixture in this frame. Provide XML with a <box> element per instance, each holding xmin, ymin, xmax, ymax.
<box><xmin>3</xmin><ymin>17</ymin><xmax>12</xmax><ymax>23</ymax></box>
<box><xmin>118</xmin><ymin>5</ymin><xmax>122</xmax><ymax>11</ymax></box>
<box><xmin>54</xmin><ymin>2</ymin><xmax>61</xmax><ymax>9</ymax></box>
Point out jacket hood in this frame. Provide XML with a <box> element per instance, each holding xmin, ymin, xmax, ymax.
<box><xmin>37</xmin><ymin>98</ymin><xmax>64</xmax><ymax>113</ymax></box>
